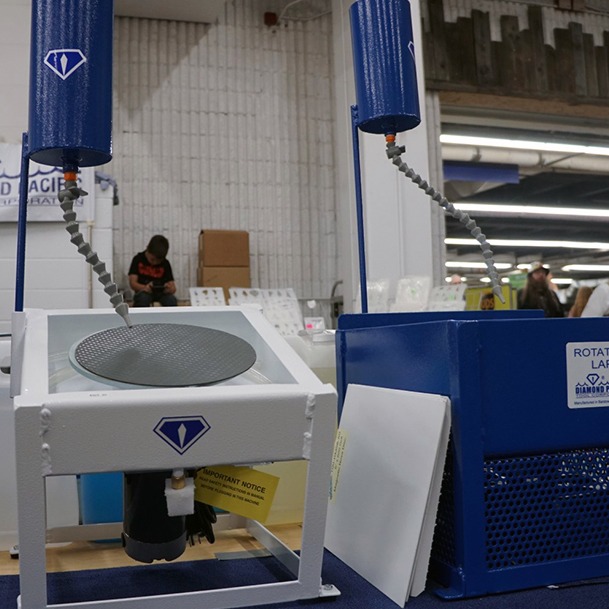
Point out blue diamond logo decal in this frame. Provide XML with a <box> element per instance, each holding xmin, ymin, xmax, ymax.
<box><xmin>587</xmin><ymin>374</ymin><xmax>600</xmax><ymax>385</ymax></box>
<box><xmin>44</xmin><ymin>49</ymin><xmax>87</xmax><ymax>80</ymax></box>
<box><xmin>154</xmin><ymin>416</ymin><xmax>210</xmax><ymax>455</ymax></box>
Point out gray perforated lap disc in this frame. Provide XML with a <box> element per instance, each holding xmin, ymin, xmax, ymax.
<box><xmin>71</xmin><ymin>323</ymin><xmax>256</xmax><ymax>387</ymax></box>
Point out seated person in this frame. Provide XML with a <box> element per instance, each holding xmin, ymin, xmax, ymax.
<box><xmin>128</xmin><ymin>235</ymin><xmax>177</xmax><ymax>307</ymax></box>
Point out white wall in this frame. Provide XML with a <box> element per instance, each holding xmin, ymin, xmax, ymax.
<box><xmin>108</xmin><ymin>3</ymin><xmax>338</xmax><ymax>302</ymax></box>
<box><xmin>0</xmin><ymin>183</ymin><xmax>114</xmax><ymax>334</ymax></box>
<box><xmin>0</xmin><ymin>0</ymin><xmax>30</xmax><ymax>144</ymax></box>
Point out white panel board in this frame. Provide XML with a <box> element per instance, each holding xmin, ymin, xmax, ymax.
<box><xmin>325</xmin><ymin>383</ymin><xmax>450</xmax><ymax>606</ymax></box>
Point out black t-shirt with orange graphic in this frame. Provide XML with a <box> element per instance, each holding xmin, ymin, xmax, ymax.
<box><xmin>128</xmin><ymin>251</ymin><xmax>174</xmax><ymax>286</ymax></box>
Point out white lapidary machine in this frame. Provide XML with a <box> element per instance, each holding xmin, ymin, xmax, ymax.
<box><xmin>13</xmin><ymin>307</ymin><xmax>337</xmax><ymax>609</ymax></box>
<box><xmin>11</xmin><ymin>2</ymin><xmax>337</xmax><ymax>608</ymax></box>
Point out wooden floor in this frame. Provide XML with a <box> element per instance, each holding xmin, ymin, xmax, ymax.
<box><xmin>0</xmin><ymin>524</ymin><xmax>302</xmax><ymax>576</ymax></box>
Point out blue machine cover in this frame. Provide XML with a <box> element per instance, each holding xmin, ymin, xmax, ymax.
<box><xmin>350</xmin><ymin>0</ymin><xmax>421</xmax><ymax>134</ymax></box>
<box><xmin>28</xmin><ymin>0</ymin><xmax>113</xmax><ymax>168</ymax></box>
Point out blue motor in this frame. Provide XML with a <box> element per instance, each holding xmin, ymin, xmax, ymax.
<box><xmin>28</xmin><ymin>0</ymin><xmax>113</xmax><ymax>170</ymax></box>
<box><xmin>350</xmin><ymin>0</ymin><xmax>421</xmax><ymax>135</ymax></box>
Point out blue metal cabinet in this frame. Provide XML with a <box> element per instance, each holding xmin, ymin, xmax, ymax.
<box><xmin>336</xmin><ymin>311</ymin><xmax>609</xmax><ymax>598</ymax></box>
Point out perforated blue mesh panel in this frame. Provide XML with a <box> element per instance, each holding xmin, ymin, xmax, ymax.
<box><xmin>431</xmin><ymin>446</ymin><xmax>609</xmax><ymax>578</ymax></box>
<box><xmin>430</xmin><ymin>439</ymin><xmax>456</xmax><ymax>569</ymax></box>
<box><xmin>484</xmin><ymin>448</ymin><xmax>609</xmax><ymax>570</ymax></box>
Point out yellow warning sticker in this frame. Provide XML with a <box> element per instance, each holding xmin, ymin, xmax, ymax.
<box><xmin>195</xmin><ymin>465</ymin><xmax>280</xmax><ymax>523</ymax></box>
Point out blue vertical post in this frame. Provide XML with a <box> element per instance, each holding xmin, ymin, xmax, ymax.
<box><xmin>349</xmin><ymin>0</ymin><xmax>421</xmax><ymax>314</ymax></box>
<box><xmin>351</xmin><ymin>105</ymin><xmax>368</xmax><ymax>314</ymax></box>
<box><xmin>15</xmin><ymin>132</ymin><xmax>30</xmax><ymax>312</ymax></box>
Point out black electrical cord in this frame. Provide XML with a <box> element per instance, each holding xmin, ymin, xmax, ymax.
<box><xmin>186</xmin><ymin>501</ymin><xmax>217</xmax><ymax>545</ymax></box>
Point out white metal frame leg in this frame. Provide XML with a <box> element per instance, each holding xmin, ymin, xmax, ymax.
<box><xmin>15</xmin><ymin>406</ymin><xmax>48</xmax><ymax>609</ymax></box>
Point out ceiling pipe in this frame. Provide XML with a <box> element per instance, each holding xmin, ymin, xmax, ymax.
<box><xmin>442</xmin><ymin>144</ymin><xmax>609</xmax><ymax>173</ymax></box>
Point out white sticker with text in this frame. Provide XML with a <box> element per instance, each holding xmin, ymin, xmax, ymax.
<box><xmin>566</xmin><ymin>342</ymin><xmax>609</xmax><ymax>409</ymax></box>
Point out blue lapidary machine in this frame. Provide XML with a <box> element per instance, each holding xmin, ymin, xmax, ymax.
<box><xmin>12</xmin><ymin>2</ymin><xmax>337</xmax><ymax>609</ymax></box>
<box><xmin>341</xmin><ymin>0</ymin><xmax>609</xmax><ymax>600</ymax></box>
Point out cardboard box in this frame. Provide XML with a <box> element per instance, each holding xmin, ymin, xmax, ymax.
<box><xmin>198</xmin><ymin>230</ymin><xmax>249</xmax><ymax>267</ymax></box>
<box><xmin>198</xmin><ymin>266</ymin><xmax>251</xmax><ymax>301</ymax></box>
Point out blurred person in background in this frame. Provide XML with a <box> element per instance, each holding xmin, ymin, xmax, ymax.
<box><xmin>569</xmin><ymin>286</ymin><xmax>594</xmax><ymax>317</ymax></box>
<box><xmin>517</xmin><ymin>263</ymin><xmax>564</xmax><ymax>318</ymax></box>
<box><xmin>581</xmin><ymin>283</ymin><xmax>609</xmax><ymax>317</ymax></box>
<box><xmin>479</xmin><ymin>292</ymin><xmax>495</xmax><ymax>311</ymax></box>
<box><xmin>449</xmin><ymin>274</ymin><xmax>463</xmax><ymax>284</ymax></box>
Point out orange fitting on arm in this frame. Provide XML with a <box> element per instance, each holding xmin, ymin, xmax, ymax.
<box><xmin>385</xmin><ymin>134</ymin><xmax>396</xmax><ymax>144</ymax></box>
<box><xmin>64</xmin><ymin>171</ymin><xmax>78</xmax><ymax>182</ymax></box>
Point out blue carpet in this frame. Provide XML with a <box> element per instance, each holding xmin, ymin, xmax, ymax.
<box><xmin>3</xmin><ymin>550</ymin><xmax>609</xmax><ymax>608</ymax></box>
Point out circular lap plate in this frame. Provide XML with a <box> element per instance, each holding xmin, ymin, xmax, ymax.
<box><xmin>70</xmin><ymin>323</ymin><xmax>257</xmax><ymax>387</ymax></box>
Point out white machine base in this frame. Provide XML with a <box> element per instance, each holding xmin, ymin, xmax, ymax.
<box><xmin>16</xmin><ymin>515</ymin><xmax>337</xmax><ymax>609</ymax></box>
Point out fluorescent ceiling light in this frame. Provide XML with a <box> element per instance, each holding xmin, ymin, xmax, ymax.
<box><xmin>480</xmin><ymin>277</ymin><xmax>491</xmax><ymax>283</ymax></box>
<box><xmin>552</xmin><ymin>278</ymin><xmax>573</xmax><ymax>285</ymax></box>
<box><xmin>562</xmin><ymin>264</ymin><xmax>609</xmax><ymax>272</ymax></box>
<box><xmin>446</xmin><ymin>261</ymin><xmax>512</xmax><ymax>270</ymax></box>
<box><xmin>446</xmin><ymin>238</ymin><xmax>609</xmax><ymax>250</ymax></box>
<box><xmin>444</xmin><ymin>276</ymin><xmax>468</xmax><ymax>282</ymax></box>
<box><xmin>454</xmin><ymin>203</ymin><xmax>609</xmax><ymax>219</ymax></box>
<box><xmin>440</xmin><ymin>134</ymin><xmax>609</xmax><ymax>156</ymax></box>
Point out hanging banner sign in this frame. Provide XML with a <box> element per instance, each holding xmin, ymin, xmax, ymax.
<box><xmin>0</xmin><ymin>143</ymin><xmax>94</xmax><ymax>222</ymax></box>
